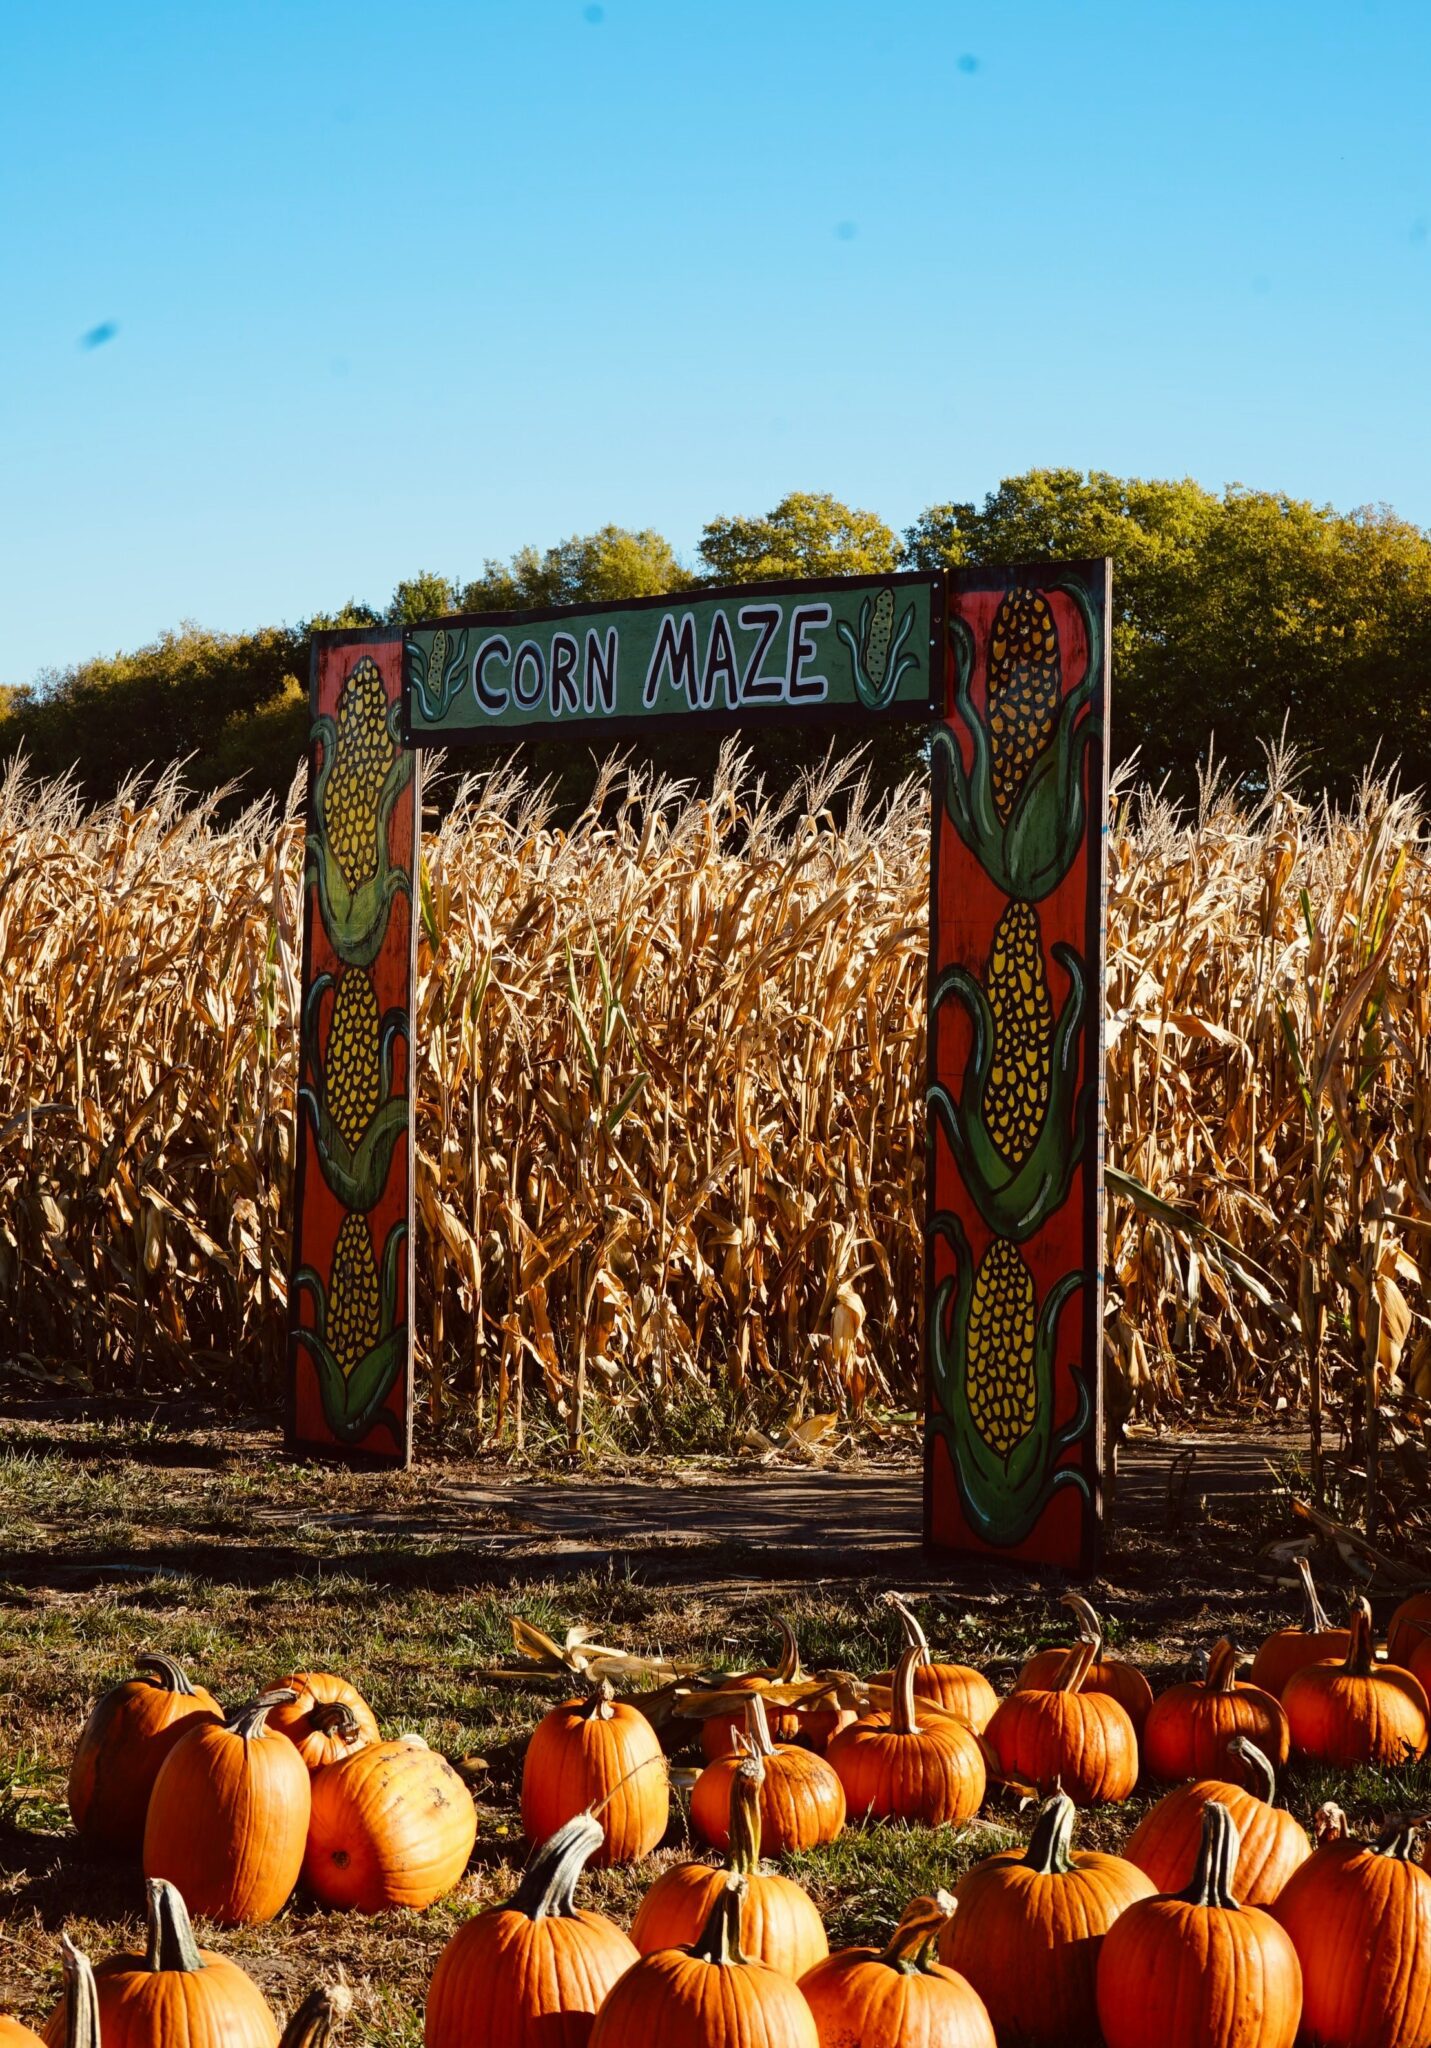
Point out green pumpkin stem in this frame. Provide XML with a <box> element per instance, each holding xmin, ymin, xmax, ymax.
<box><xmin>890</xmin><ymin>1647</ymin><xmax>922</xmax><ymax>1736</ymax></box>
<box><xmin>512</xmin><ymin>1813</ymin><xmax>605</xmax><ymax>1919</ymax></box>
<box><xmin>227</xmin><ymin>1688</ymin><xmax>297</xmax><ymax>1739</ymax></box>
<box><xmin>1023</xmin><ymin>1792</ymin><xmax>1078</xmax><ymax>1875</ymax></box>
<box><xmin>726</xmin><ymin>1757</ymin><xmax>765</xmax><ymax>1877</ymax></box>
<box><xmin>143</xmin><ymin>1879</ymin><xmax>206</xmax><ymax>1973</ymax></box>
<box><xmin>1294</xmin><ymin>1557</ymin><xmax>1335</xmax><ymax>1636</ymax></box>
<box><xmin>1176</xmin><ymin>1800</ymin><xmax>1243</xmax><ymax>1910</ymax></box>
<box><xmin>688</xmin><ymin>1875</ymin><xmax>749</xmax><ymax>1967</ymax></box>
<box><xmin>879</xmin><ymin>1894</ymin><xmax>956</xmax><ymax>1974</ymax></box>
<box><xmin>60</xmin><ymin>1936</ymin><xmax>101</xmax><ymax>2048</ymax></box>
<box><xmin>135</xmin><ymin>1653</ymin><xmax>201</xmax><ymax>1696</ymax></box>
<box><xmin>1225</xmin><ymin>1735</ymin><xmax>1277</xmax><ymax>1804</ymax></box>
<box><xmin>1342</xmin><ymin>1598</ymin><xmax>1376</xmax><ymax>1677</ymax></box>
<box><xmin>278</xmin><ymin>1985</ymin><xmax>352</xmax><ymax>2048</ymax></box>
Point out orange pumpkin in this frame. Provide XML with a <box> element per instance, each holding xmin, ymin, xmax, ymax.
<box><xmin>1387</xmin><ymin>1591</ymin><xmax>1431</xmax><ymax>1669</ymax></box>
<box><xmin>142</xmin><ymin>1690</ymin><xmax>311</xmax><ymax>1925</ymax></box>
<box><xmin>1</xmin><ymin>2025</ymin><xmax>45</xmax><ymax>2048</ymax></box>
<box><xmin>44</xmin><ymin>1879</ymin><xmax>277</xmax><ymax>2048</ymax></box>
<box><xmin>1123</xmin><ymin>1736</ymin><xmax>1309</xmax><ymax>1905</ymax></box>
<box><xmin>1014</xmin><ymin>1594</ymin><xmax>1154</xmax><ymax>1737</ymax></box>
<box><xmin>800</xmin><ymin>1894</ymin><xmax>994</xmax><ymax>2048</ymax></box>
<box><xmin>698</xmin><ymin>1622</ymin><xmax>808</xmax><ymax>1760</ymax></box>
<box><xmin>305</xmin><ymin>1733</ymin><xmax>477</xmax><ymax>1911</ymax></box>
<box><xmin>1142</xmin><ymin>1640</ymin><xmax>1288</xmax><ymax>1784</ymax></box>
<box><xmin>425</xmin><ymin>1811</ymin><xmax>638</xmax><ymax>2048</ymax></box>
<box><xmin>983</xmin><ymin>1641</ymin><xmax>1139</xmax><ymax>1806</ymax></box>
<box><xmin>826</xmin><ymin>1648</ymin><xmax>985</xmax><ymax>1827</ymax></box>
<box><xmin>1282</xmin><ymin>1596</ymin><xmax>1429</xmax><ymax>1767</ymax></box>
<box><xmin>943</xmin><ymin>1790</ymin><xmax>1153</xmax><ymax>2045</ymax></box>
<box><xmin>521</xmin><ymin>1679</ymin><xmax>668</xmax><ymax>1867</ymax></box>
<box><xmin>1248</xmin><ymin>1557</ymin><xmax>1352</xmax><ymax>1697</ymax></box>
<box><xmin>872</xmin><ymin>1595</ymin><xmax>999</xmax><ymax>1734</ymax></box>
<box><xmin>631</xmin><ymin>1754</ymin><xmax>828</xmax><ymax>1978</ymax></box>
<box><xmin>1096</xmin><ymin>1801</ymin><xmax>1302</xmax><ymax>2048</ymax></box>
<box><xmin>690</xmin><ymin>1694</ymin><xmax>844</xmax><ymax>1855</ymax></box>
<box><xmin>266</xmin><ymin>1672</ymin><xmax>379</xmax><ymax>1771</ymax></box>
<box><xmin>1273</xmin><ymin>1806</ymin><xmax>1431</xmax><ymax>2048</ymax></box>
<box><xmin>589</xmin><ymin>1875</ymin><xmax>817</xmax><ymax>2048</ymax></box>
<box><xmin>68</xmin><ymin>1653</ymin><xmax>222</xmax><ymax>1853</ymax></box>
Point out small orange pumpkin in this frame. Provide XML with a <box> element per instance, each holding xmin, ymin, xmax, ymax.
<box><xmin>142</xmin><ymin>1690</ymin><xmax>311</xmax><ymax>1925</ymax></box>
<box><xmin>425</xmin><ymin>1811</ymin><xmax>638</xmax><ymax>2048</ymax></box>
<box><xmin>1142</xmin><ymin>1639</ymin><xmax>1289</xmax><ymax>1784</ymax></box>
<box><xmin>266</xmin><ymin>1672</ymin><xmax>379</xmax><ymax>1771</ymax></box>
<box><xmin>800</xmin><ymin>1894</ymin><xmax>995</xmax><ymax>2048</ymax></box>
<box><xmin>826</xmin><ymin>1648</ymin><xmax>986</xmax><ymax>1827</ymax></box>
<box><xmin>521</xmin><ymin>1679</ymin><xmax>668</xmax><ymax>1866</ymax></box>
<box><xmin>984</xmin><ymin>1641</ymin><xmax>1139</xmax><ymax>1806</ymax></box>
<box><xmin>305</xmin><ymin>1733</ymin><xmax>477</xmax><ymax>1911</ymax></box>
<box><xmin>631</xmin><ymin>1753</ymin><xmax>828</xmax><ymax>1978</ymax></box>
<box><xmin>872</xmin><ymin>1595</ymin><xmax>999</xmax><ymax>1734</ymax></box>
<box><xmin>1282</xmin><ymin>1595</ymin><xmax>1429</xmax><ymax>1767</ymax></box>
<box><xmin>1014</xmin><ymin>1595</ymin><xmax>1155</xmax><ymax>1737</ymax></box>
<box><xmin>1123</xmin><ymin>1736</ymin><xmax>1310</xmax><ymax>1905</ymax></box>
<box><xmin>1248</xmin><ymin>1557</ymin><xmax>1352</xmax><ymax>1697</ymax></box>
<box><xmin>691</xmin><ymin>1694</ymin><xmax>845</xmax><ymax>1855</ymax></box>
<box><xmin>68</xmin><ymin>1653</ymin><xmax>222</xmax><ymax>1854</ymax></box>
<box><xmin>1273</xmin><ymin>1805</ymin><xmax>1431</xmax><ymax>2048</ymax></box>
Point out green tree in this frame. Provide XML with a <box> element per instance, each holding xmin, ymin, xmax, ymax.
<box><xmin>699</xmin><ymin>491</ymin><xmax>901</xmax><ymax>583</ymax></box>
<box><xmin>387</xmin><ymin>573</ymin><xmax>457</xmax><ymax>625</ymax></box>
<box><xmin>459</xmin><ymin>525</ymin><xmax>687</xmax><ymax>613</ymax></box>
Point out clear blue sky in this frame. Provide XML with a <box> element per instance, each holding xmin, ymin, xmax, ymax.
<box><xmin>3</xmin><ymin>0</ymin><xmax>1428</xmax><ymax>684</ymax></box>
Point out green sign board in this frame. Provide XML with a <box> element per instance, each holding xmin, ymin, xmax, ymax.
<box><xmin>402</xmin><ymin>572</ymin><xmax>942</xmax><ymax>741</ymax></box>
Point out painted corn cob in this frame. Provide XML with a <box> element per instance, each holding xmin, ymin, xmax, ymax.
<box><xmin>983</xmin><ymin>902</ymin><xmax>1054</xmax><ymax>1169</ymax></box>
<box><xmin>987</xmin><ymin>589</ymin><xmax>1061</xmax><ymax>824</ymax></box>
<box><xmin>322</xmin><ymin>656</ymin><xmax>394</xmax><ymax>890</ymax></box>
<box><xmin>863</xmin><ymin>586</ymin><xmax>896</xmax><ymax>690</ymax></box>
<box><xmin>325</xmin><ymin>971</ymin><xmax>382</xmax><ymax>1152</ymax></box>
<box><xmin>306</xmin><ymin>653</ymin><xmax>413</xmax><ymax>968</ymax></box>
<box><xmin>328</xmin><ymin>1212</ymin><xmax>381</xmax><ymax>1372</ymax></box>
<box><xmin>965</xmin><ymin>1237</ymin><xmax>1038</xmax><ymax>1458</ymax></box>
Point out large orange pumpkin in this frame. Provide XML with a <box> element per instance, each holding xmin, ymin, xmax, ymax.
<box><xmin>943</xmin><ymin>1790</ymin><xmax>1153</xmax><ymax>2045</ymax></box>
<box><xmin>1248</xmin><ymin>1557</ymin><xmax>1352</xmax><ymax>1698</ymax></box>
<box><xmin>1014</xmin><ymin>1595</ymin><xmax>1155</xmax><ymax>1737</ymax></box>
<box><xmin>44</xmin><ymin>1880</ymin><xmax>277</xmax><ymax>2048</ymax></box>
<box><xmin>305</xmin><ymin>1733</ymin><xmax>477</xmax><ymax>1911</ymax></box>
<box><xmin>142</xmin><ymin>1690</ymin><xmax>311</xmax><ymax>1925</ymax></box>
<box><xmin>800</xmin><ymin>1894</ymin><xmax>994</xmax><ymax>2048</ymax></box>
<box><xmin>1142</xmin><ymin>1639</ymin><xmax>1289</xmax><ymax>1784</ymax></box>
<box><xmin>1123</xmin><ymin>1736</ymin><xmax>1309</xmax><ymax>1905</ymax></box>
<box><xmin>425</xmin><ymin>1811</ymin><xmax>638</xmax><ymax>2048</ymax></box>
<box><xmin>631</xmin><ymin>1754</ymin><xmax>828</xmax><ymax>1978</ymax></box>
<box><xmin>1282</xmin><ymin>1596</ymin><xmax>1429</xmax><ymax>1767</ymax></box>
<box><xmin>1096</xmin><ymin>1801</ymin><xmax>1302</xmax><ymax>2048</ymax></box>
<box><xmin>825</xmin><ymin>1648</ymin><xmax>986</xmax><ymax>1827</ymax></box>
<box><xmin>1388</xmin><ymin>1591</ymin><xmax>1431</xmax><ymax>1669</ymax></box>
<box><xmin>68</xmin><ymin>1653</ymin><xmax>222</xmax><ymax>1854</ymax></box>
<box><xmin>266</xmin><ymin>1673</ymin><xmax>379</xmax><ymax>1771</ymax></box>
<box><xmin>983</xmin><ymin>1641</ymin><xmax>1139</xmax><ymax>1806</ymax></box>
<box><xmin>521</xmin><ymin>1679</ymin><xmax>668</xmax><ymax>1867</ymax></box>
<box><xmin>871</xmin><ymin>1595</ymin><xmax>999</xmax><ymax>1735</ymax></box>
<box><xmin>690</xmin><ymin>1694</ymin><xmax>845</xmax><ymax>1855</ymax></box>
<box><xmin>589</xmin><ymin>1875</ymin><xmax>817</xmax><ymax>2048</ymax></box>
<box><xmin>1273</xmin><ymin>1805</ymin><xmax>1431</xmax><ymax>2048</ymax></box>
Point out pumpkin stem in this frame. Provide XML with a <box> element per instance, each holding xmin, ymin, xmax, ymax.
<box><xmin>143</xmin><ymin>1879</ymin><xmax>206</xmax><ymax>1974</ymax></box>
<box><xmin>226</xmin><ymin>1688</ymin><xmax>297</xmax><ymax>1739</ymax></box>
<box><xmin>772</xmin><ymin>1620</ymin><xmax>804</xmax><ymax>1685</ymax></box>
<box><xmin>1059</xmin><ymin>1593</ymin><xmax>1103</xmax><ymax>1647</ymax></box>
<box><xmin>311</xmin><ymin>1702</ymin><xmax>363</xmax><ymax>1741</ymax></box>
<box><xmin>135</xmin><ymin>1653</ymin><xmax>202</xmax><ymax>1697</ymax></box>
<box><xmin>580</xmin><ymin>1678</ymin><xmax>617</xmax><ymax>1723</ymax></box>
<box><xmin>890</xmin><ymin>1647</ymin><xmax>921</xmax><ymax>1736</ymax></box>
<box><xmin>885</xmin><ymin>1593</ymin><xmax>933</xmax><ymax>1665</ymax></box>
<box><xmin>512</xmin><ymin>1813</ymin><xmax>605</xmax><ymax>1918</ymax></box>
<box><xmin>1175</xmin><ymin>1800</ymin><xmax>1243</xmax><ymax>1911</ymax></box>
<box><xmin>59</xmin><ymin>1936</ymin><xmax>101</xmax><ymax>2048</ymax></box>
<box><xmin>278</xmin><ymin>1985</ymin><xmax>352</xmax><ymax>2048</ymax></box>
<box><xmin>1314</xmin><ymin>1803</ymin><xmax>1351</xmax><ymax>1845</ymax></box>
<box><xmin>1372</xmin><ymin>1815</ymin><xmax>1427</xmax><ymax>1862</ymax></box>
<box><xmin>725</xmin><ymin>1756</ymin><xmax>765</xmax><ymax>1877</ymax></box>
<box><xmin>1050</xmin><ymin>1640</ymin><xmax>1097</xmax><ymax>1695</ymax></box>
<box><xmin>1294</xmin><ymin>1556</ymin><xmax>1335</xmax><ymax>1635</ymax></box>
<box><xmin>743</xmin><ymin>1691</ymin><xmax>777</xmax><ymax>1759</ymax></box>
<box><xmin>1225</xmin><ymin>1736</ymin><xmax>1276</xmax><ymax>1805</ymax></box>
<box><xmin>878</xmin><ymin>1893</ymin><xmax>956</xmax><ymax>1975</ymax></box>
<box><xmin>687</xmin><ymin>1874</ymin><xmax>749</xmax><ymax>1968</ymax></box>
<box><xmin>1341</xmin><ymin>1597</ymin><xmax>1376</xmax><ymax>1677</ymax></box>
<box><xmin>1022</xmin><ymin>1792</ymin><xmax>1078</xmax><ymax>1875</ymax></box>
<box><xmin>1203</xmin><ymin>1640</ymin><xmax>1241</xmax><ymax>1695</ymax></box>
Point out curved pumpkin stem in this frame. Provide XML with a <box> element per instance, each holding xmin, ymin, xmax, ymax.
<box><xmin>143</xmin><ymin>1880</ymin><xmax>205</xmax><ymax>1973</ymax></box>
<box><xmin>1050</xmin><ymin>1640</ymin><xmax>1098</xmax><ymax>1695</ymax></box>
<box><xmin>1341</xmin><ymin>1597</ymin><xmax>1376</xmax><ymax>1677</ymax></box>
<box><xmin>1372</xmin><ymin>1815</ymin><xmax>1428</xmax><ymax>1862</ymax></box>
<box><xmin>879</xmin><ymin>1894</ymin><xmax>956</xmax><ymax>1975</ymax></box>
<box><xmin>1225</xmin><ymin>1736</ymin><xmax>1277</xmax><ymax>1805</ymax></box>
<box><xmin>1022</xmin><ymin>1791</ymin><xmax>1078</xmax><ymax>1875</ymax></box>
<box><xmin>742</xmin><ymin>1691</ymin><xmax>778</xmax><ymax>1760</ymax></box>
<box><xmin>688</xmin><ymin>1875</ymin><xmax>749</xmax><ymax>1967</ymax></box>
<box><xmin>1176</xmin><ymin>1800</ymin><xmax>1243</xmax><ymax>1911</ymax></box>
<box><xmin>279</xmin><ymin>1985</ymin><xmax>352</xmax><ymax>2048</ymax></box>
<box><xmin>512</xmin><ymin>1813</ymin><xmax>605</xmax><ymax>1919</ymax></box>
<box><xmin>771</xmin><ymin>1620</ymin><xmax>804</xmax><ymax>1685</ymax></box>
<box><xmin>889</xmin><ymin>1648</ymin><xmax>922</xmax><ymax>1737</ymax></box>
<box><xmin>885</xmin><ymin>1593</ymin><xmax>933</xmax><ymax>1665</ymax></box>
<box><xmin>59</xmin><ymin>1936</ymin><xmax>101</xmax><ymax>2048</ymax></box>
<box><xmin>311</xmin><ymin>1702</ymin><xmax>364</xmax><ymax>1741</ymax></box>
<box><xmin>135</xmin><ymin>1653</ymin><xmax>203</xmax><ymax>1696</ymax></box>
<box><xmin>726</xmin><ymin>1756</ymin><xmax>765</xmax><ymax>1877</ymax></box>
<box><xmin>1203</xmin><ymin>1640</ymin><xmax>1241</xmax><ymax>1695</ymax></box>
<box><xmin>1294</xmin><ymin>1556</ymin><xmax>1335</xmax><ymax>1635</ymax></box>
<box><xmin>227</xmin><ymin>1689</ymin><xmax>297</xmax><ymax>1739</ymax></box>
<box><xmin>1059</xmin><ymin>1593</ymin><xmax>1103</xmax><ymax>1649</ymax></box>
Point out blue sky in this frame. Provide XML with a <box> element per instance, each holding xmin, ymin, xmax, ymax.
<box><xmin>3</xmin><ymin>0</ymin><xmax>1428</xmax><ymax>684</ymax></box>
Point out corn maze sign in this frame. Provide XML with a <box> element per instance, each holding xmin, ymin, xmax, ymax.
<box><xmin>290</xmin><ymin>564</ymin><xmax>1111</xmax><ymax>1569</ymax></box>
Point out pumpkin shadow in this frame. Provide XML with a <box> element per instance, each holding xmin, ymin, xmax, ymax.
<box><xmin>0</xmin><ymin>1818</ymin><xmax>142</xmax><ymax>1926</ymax></box>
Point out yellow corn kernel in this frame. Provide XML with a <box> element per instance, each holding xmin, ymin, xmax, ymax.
<box><xmin>987</xmin><ymin>589</ymin><xmax>1060</xmax><ymax>823</ymax></box>
<box><xmin>327</xmin><ymin>1212</ymin><xmax>381</xmax><ymax>1375</ymax></box>
<box><xmin>326</xmin><ymin>970</ymin><xmax>382</xmax><ymax>1151</ymax></box>
<box><xmin>322</xmin><ymin>656</ymin><xmax>393</xmax><ymax>890</ymax></box>
<box><xmin>983</xmin><ymin>902</ymin><xmax>1053</xmax><ymax>1169</ymax></box>
<box><xmin>965</xmin><ymin>1236</ymin><xmax>1038</xmax><ymax>1458</ymax></box>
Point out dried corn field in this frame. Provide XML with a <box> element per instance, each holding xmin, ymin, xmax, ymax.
<box><xmin>1</xmin><ymin>745</ymin><xmax>1428</xmax><ymax>1492</ymax></box>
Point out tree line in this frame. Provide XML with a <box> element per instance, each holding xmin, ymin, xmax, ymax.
<box><xmin>4</xmin><ymin>470</ymin><xmax>1428</xmax><ymax>811</ymax></box>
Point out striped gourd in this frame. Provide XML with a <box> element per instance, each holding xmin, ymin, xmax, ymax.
<box><xmin>863</xmin><ymin>587</ymin><xmax>896</xmax><ymax>689</ymax></box>
<box><xmin>326</xmin><ymin>971</ymin><xmax>382</xmax><ymax>1150</ymax></box>
<box><xmin>987</xmin><ymin>589</ymin><xmax>1061</xmax><ymax>823</ymax></box>
<box><xmin>327</xmin><ymin>1212</ymin><xmax>381</xmax><ymax>1375</ymax></box>
<box><xmin>983</xmin><ymin>903</ymin><xmax>1054</xmax><ymax>1169</ymax></box>
<box><xmin>965</xmin><ymin>1237</ymin><xmax>1037</xmax><ymax>1458</ymax></box>
<box><xmin>322</xmin><ymin>657</ymin><xmax>394</xmax><ymax>890</ymax></box>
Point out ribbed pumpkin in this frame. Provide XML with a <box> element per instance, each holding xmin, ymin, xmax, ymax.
<box><xmin>1123</xmin><ymin>1736</ymin><xmax>1309</xmax><ymax>1905</ymax></box>
<box><xmin>983</xmin><ymin>1641</ymin><xmax>1139</xmax><ymax>1806</ymax></box>
<box><xmin>690</xmin><ymin>1694</ymin><xmax>845</xmax><ymax>1855</ymax></box>
<box><xmin>1014</xmin><ymin>1594</ymin><xmax>1155</xmax><ymax>1737</ymax></box>
<box><xmin>425</xmin><ymin>1812</ymin><xmax>638</xmax><ymax>2048</ymax></box>
<box><xmin>305</xmin><ymin>1733</ymin><xmax>477</xmax><ymax>1911</ymax></box>
<box><xmin>871</xmin><ymin>1595</ymin><xmax>999</xmax><ymax>1734</ymax></box>
<box><xmin>44</xmin><ymin>1880</ymin><xmax>277</xmax><ymax>2048</ymax></box>
<box><xmin>1</xmin><ymin>2023</ymin><xmax>45</xmax><ymax>2048</ymax></box>
<box><xmin>68</xmin><ymin>1653</ymin><xmax>222</xmax><ymax>1853</ymax></box>
<box><xmin>589</xmin><ymin>1875</ymin><xmax>817</xmax><ymax>2048</ymax></box>
<box><xmin>1273</xmin><ymin>1806</ymin><xmax>1431</xmax><ymax>2048</ymax></box>
<box><xmin>943</xmin><ymin>1790</ymin><xmax>1153</xmax><ymax>2045</ymax></box>
<box><xmin>1142</xmin><ymin>1640</ymin><xmax>1289</xmax><ymax>1784</ymax></box>
<box><xmin>800</xmin><ymin>1894</ymin><xmax>995</xmax><ymax>2048</ymax></box>
<box><xmin>521</xmin><ymin>1679</ymin><xmax>668</xmax><ymax>1866</ymax></box>
<box><xmin>1248</xmin><ymin>1557</ymin><xmax>1353</xmax><ymax>1697</ymax></box>
<box><xmin>631</xmin><ymin>1754</ymin><xmax>828</xmax><ymax>1978</ymax></box>
<box><xmin>142</xmin><ymin>1690</ymin><xmax>311</xmax><ymax>1925</ymax></box>
<box><xmin>826</xmin><ymin>1648</ymin><xmax>986</xmax><ymax>1826</ymax></box>
<box><xmin>1096</xmin><ymin>1801</ymin><xmax>1302</xmax><ymax>2048</ymax></box>
<box><xmin>1282</xmin><ymin>1596</ymin><xmax>1429</xmax><ymax>1767</ymax></box>
<box><xmin>266</xmin><ymin>1672</ymin><xmax>379</xmax><ymax>1771</ymax></box>
<box><xmin>1387</xmin><ymin>1591</ymin><xmax>1431</xmax><ymax>1669</ymax></box>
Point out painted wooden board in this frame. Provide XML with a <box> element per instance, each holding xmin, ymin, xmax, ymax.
<box><xmin>925</xmin><ymin>561</ymin><xmax>1111</xmax><ymax>1569</ymax></box>
<box><xmin>288</xmin><ymin>630</ymin><xmax>417</xmax><ymax>1462</ymax></box>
